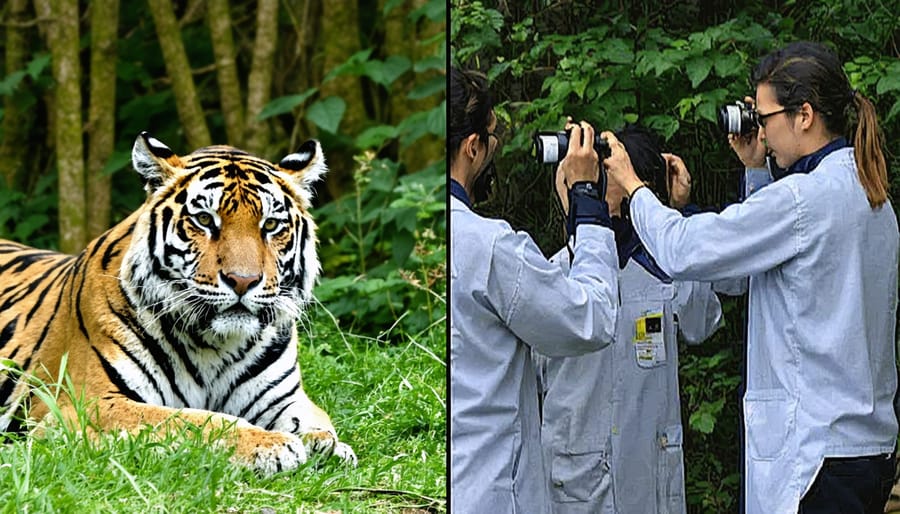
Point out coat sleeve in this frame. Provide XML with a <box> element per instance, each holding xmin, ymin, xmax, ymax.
<box><xmin>672</xmin><ymin>280</ymin><xmax>723</xmax><ymax>345</ymax></box>
<box><xmin>628</xmin><ymin>182</ymin><xmax>804</xmax><ymax>282</ymax></box>
<box><xmin>485</xmin><ymin>224</ymin><xmax>619</xmax><ymax>358</ymax></box>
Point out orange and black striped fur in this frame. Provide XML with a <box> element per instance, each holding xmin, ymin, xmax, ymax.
<box><xmin>0</xmin><ymin>132</ymin><xmax>355</xmax><ymax>474</ymax></box>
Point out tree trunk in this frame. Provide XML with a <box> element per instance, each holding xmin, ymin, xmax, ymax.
<box><xmin>0</xmin><ymin>0</ymin><xmax>32</xmax><ymax>189</ymax></box>
<box><xmin>146</xmin><ymin>0</ymin><xmax>211</xmax><ymax>150</ymax></box>
<box><xmin>319</xmin><ymin>0</ymin><xmax>366</xmax><ymax>198</ymax></box>
<box><xmin>244</xmin><ymin>0</ymin><xmax>278</xmax><ymax>155</ymax></box>
<box><xmin>86</xmin><ymin>0</ymin><xmax>119</xmax><ymax>238</ymax></box>
<box><xmin>272</xmin><ymin>1</ymin><xmax>320</xmax><ymax>153</ymax></box>
<box><xmin>37</xmin><ymin>0</ymin><xmax>87</xmax><ymax>253</ymax></box>
<box><xmin>206</xmin><ymin>0</ymin><xmax>244</xmax><ymax>147</ymax></box>
<box><xmin>243</xmin><ymin>0</ymin><xmax>279</xmax><ymax>155</ymax></box>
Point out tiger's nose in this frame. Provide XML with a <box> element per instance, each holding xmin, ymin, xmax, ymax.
<box><xmin>221</xmin><ymin>272</ymin><xmax>261</xmax><ymax>296</ymax></box>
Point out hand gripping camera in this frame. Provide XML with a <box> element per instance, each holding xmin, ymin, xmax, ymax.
<box><xmin>532</xmin><ymin>130</ymin><xmax>612</xmax><ymax>164</ymax></box>
<box><xmin>717</xmin><ymin>100</ymin><xmax>758</xmax><ymax>135</ymax></box>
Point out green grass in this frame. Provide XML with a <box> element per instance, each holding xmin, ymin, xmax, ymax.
<box><xmin>0</xmin><ymin>303</ymin><xmax>446</xmax><ymax>513</ymax></box>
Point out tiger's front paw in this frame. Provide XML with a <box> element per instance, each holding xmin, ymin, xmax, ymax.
<box><xmin>234</xmin><ymin>429</ymin><xmax>307</xmax><ymax>476</ymax></box>
<box><xmin>302</xmin><ymin>430</ymin><xmax>357</xmax><ymax>466</ymax></box>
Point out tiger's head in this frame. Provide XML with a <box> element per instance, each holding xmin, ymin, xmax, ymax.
<box><xmin>122</xmin><ymin>132</ymin><xmax>327</xmax><ymax>345</ymax></box>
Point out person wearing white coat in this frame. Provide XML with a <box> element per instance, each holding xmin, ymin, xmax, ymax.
<box><xmin>604</xmin><ymin>42</ymin><xmax>899</xmax><ymax>514</ymax></box>
<box><xmin>534</xmin><ymin>125</ymin><xmax>725</xmax><ymax>514</ymax></box>
<box><xmin>449</xmin><ymin>67</ymin><xmax>620</xmax><ymax>514</ymax></box>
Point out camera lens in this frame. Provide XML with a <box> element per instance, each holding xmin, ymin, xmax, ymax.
<box><xmin>533</xmin><ymin>131</ymin><xmax>610</xmax><ymax>164</ymax></box>
<box><xmin>717</xmin><ymin>101</ymin><xmax>758</xmax><ymax>135</ymax></box>
<box><xmin>533</xmin><ymin>131</ymin><xmax>569</xmax><ymax>164</ymax></box>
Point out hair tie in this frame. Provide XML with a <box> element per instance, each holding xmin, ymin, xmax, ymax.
<box><xmin>849</xmin><ymin>89</ymin><xmax>858</xmax><ymax>101</ymax></box>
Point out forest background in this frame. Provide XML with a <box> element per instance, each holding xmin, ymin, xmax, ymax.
<box><xmin>452</xmin><ymin>0</ymin><xmax>900</xmax><ymax>511</ymax></box>
<box><xmin>0</xmin><ymin>0</ymin><xmax>446</xmax><ymax>512</ymax></box>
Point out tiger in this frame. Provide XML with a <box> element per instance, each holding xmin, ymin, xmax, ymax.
<box><xmin>0</xmin><ymin>132</ymin><xmax>356</xmax><ymax>475</ymax></box>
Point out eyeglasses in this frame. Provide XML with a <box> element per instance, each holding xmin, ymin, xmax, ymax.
<box><xmin>757</xmin><ymin>108</ymin><xmax>789</xmax><ymax>129</ymax></box>
<box><xmin>488</xmin><ymin>120</ymin><xmax>507</xmax><ymax>144</ymax></box>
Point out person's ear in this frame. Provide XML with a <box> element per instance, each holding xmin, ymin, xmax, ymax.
<box><xmin>797</xmin><ymin>102</ymin><xmax>815</xmax><ymax>130</ymax></box>
<box><xmin>463</xmin><ymin>133</ymin><xmax>479</xmax><ymax>160</ymax></box>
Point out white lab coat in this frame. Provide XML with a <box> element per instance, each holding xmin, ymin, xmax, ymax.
<box><xmin>450</xmin><ymin>195</ymin><xmax>620</xmax><ymax>514</ymax></box>
<box><xmin>535</xmin><ymin>250</ymin><xmax>723</xmax><ymax>514</ymax></box>
<box><xmin>627</xmin><ymin>147</ymin><xmax>899</xmax><ymax>513</ymax></box>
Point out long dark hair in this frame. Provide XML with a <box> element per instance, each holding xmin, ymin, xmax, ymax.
<box><xmin>449</xmin><ymin>67</ymin><xmax>493</xmax><ymax>166</ymax></box>
<box><xmin>617</xmin><ymin>124</ymin><xmax>667</xmax><ymax>201</ymax></box>
<box><xmin>751</xmin><ymin>41</ymin><xmax>888</xmax><ymax>208</ymax></box>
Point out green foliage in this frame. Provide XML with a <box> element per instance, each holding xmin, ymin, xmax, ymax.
<box><xmin>452</xmin><ymin>0</ymin><xmax>900</xmax><ymax>509</ymax></box>
<box><xmin>260</xmin><ymin>0</ymin><xmax>446</xmax><ymax>146</ymax></box>
<box><xmin>315</xmin><ymin>153</ymin><xmax>446</xmax><ymax>338</ymax></box>
<box><xmin>0</xmin><ymin>174</ymin><xmax>57</xmax><ymax>250</ymax></box>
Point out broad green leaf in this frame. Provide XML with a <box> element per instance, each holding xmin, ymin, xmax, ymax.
<box><xmin>426</xmin><ymin>100</ymin><xmax>446</xmax><ymax>137</ymax></box>
<box><xmin>885</xmin><ymin>99</ymin><xmax>900</xmax><ymax>123</ymax></box>
<box><xmin>713</xmin><ymin>53</ymin><xmax>744</xmax><ymax>79</ymax></box>
<box><xmin>355</xmin><ymin>125</ymin><xmax>399</xmax><ymax>149</ymax></box>
<box><xmin>26</xmin><ymin>53</ymin><xmax>51</xmax><ymax>79</ymax></box>
<box><xmin>0</xmin><ymin>71</ymin><xmax>25</xmax><ymax>96</ymax></box>
<box><xmin>14</xmin><ymin>214</ymin><xmax>50</xmax><ymax>241</ymax></box>
<box><xmin>101</xmin><ymin>150</ymin><xmax>134</xmax><ymax>177</ymax></box>
<box><xmin>571</xmin><ymin>76</ymin><xmax>590</xmax><ymax>100</ymax></box>
<box><xmin>367</xmin><ymin>56</ymin><xmax>412</xmax><ymax>87</ymax></box>
<box><xmin>586</xmin><ymin>76</ymin><xmax>615</xmax><ymax>101</ymax></box>
<box><xmin>642</xmin><ymin>115</ymin><xmax>680</xmax><ymax>141</ymax></box>
<box><xmin>414</xmin><ymin>55</ymin><xmax>445</xmax><ymax>73</ymax></box>
<box><xmin>602</xmin><ymin>38</ymin><xmax>634</xmax><ymax>65</ymax></box>
<box><xmin>408</xmin><ymin>75</ymin><xmax>445</xmax><ymax>100</ymax></box>
<box><xmin>323</xmin><ymin>48</ymin><xmax>374</xmax><ymax>83</ymax></box>
<box><xmin>689</xmin><ymin>411</ymin><xmax>716</xmax><ymax>434</ymax></box>
<box><xmin>307</xmin><ymin>97</ymin><xmax>346</xmax><ymax>134</ymax></box>
<box><xmin>876</xmin><ymin>68</ymin><xmax>900</xmax><ymax>95</ymax></box>
<box><xmin>676</xmin><ymin>96</ymin><xmax>699</xmax><ymax>119</ymax></box>
<box><xmin>387</xmin><ymin>206</ymin><xmax>419</xmax><ymax>234</ymax></box>
<box><xmin>696</xmin><ymin>101</ymin><xmax>717</xmax><ymax>123</ymax></box>
<box><xmin>685</xmin><ymin>58</ymin><xmax>712</xmax><ymax>88</ymax></box>
<box><xmin>409</xmin><ymin>0</ymin><xmax>445</xmax><ymax>22</ymax></box>
<box><xmin>257</xmin><ymin>89</ymin><xmax>317</xmax><ymax>120</ymax></box>
<box><xmin>391</xmin><ymin>231</ymin><xmax>416</xmax><ymax>267</ymax></box>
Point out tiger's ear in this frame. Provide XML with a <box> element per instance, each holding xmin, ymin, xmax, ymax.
<box><xmin>132</xmin><ymin>132</ymin><xmax>186</xmax><ymax>193</ymax></box>
<box><xmin>276</xmin><ymin>139</ymin><xmax>328</xmax><ymax>194</ymax></box>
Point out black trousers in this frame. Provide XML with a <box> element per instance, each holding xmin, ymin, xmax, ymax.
<box><xmin>798</xmin><ymin>453</ymin><xmax>896</xmax><ymax>514</ymax></box>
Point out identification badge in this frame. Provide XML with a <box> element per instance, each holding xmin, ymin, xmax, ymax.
<box><xmin>634</xmin><ymin>310</ymin><xmax>665</xmax><ymax>368</ymax></box>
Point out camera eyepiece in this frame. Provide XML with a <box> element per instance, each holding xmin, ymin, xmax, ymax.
<box><xmin>533</xmin><ymin>131</ymin><xmax>611</xmax><ymax>164</ymax></box>
<box><xmin>717</xmin><ymin>100</ymin><xmax>758</xmax><ymax>136</ymax></box>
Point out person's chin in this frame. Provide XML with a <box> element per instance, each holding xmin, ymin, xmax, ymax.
<box><xmin>773</xmin><ymin>154</ymin><xmax>791</xmax><ymax>169</ymax></box>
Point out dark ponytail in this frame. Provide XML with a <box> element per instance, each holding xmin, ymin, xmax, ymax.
<box><xmin>449</xmin><ymin>67</ymin><xmax>493</xmax><ymax>166</ymax></box>
<box><xmin>752</xmin><ymin>42</ymin><xmax>888</xmax><ymax>208</ymax></box>
<box><xmin>850</xmin><ymin>92</ymin><xmax>889</xmax><ymax>207</ymax></box>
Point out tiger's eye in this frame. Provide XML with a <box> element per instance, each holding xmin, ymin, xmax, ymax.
<box><xmin>196</xmin><ymin>213</ymin><xmax>214</xmax><ymax>227</ymax></box>
<box><xmin>263</xmin><ymin>218</ymin><xmax>280</xmax><ymax>231</ymax></box>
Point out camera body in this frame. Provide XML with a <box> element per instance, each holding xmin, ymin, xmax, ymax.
<box><xmin>718</xmin><ymin>100</ymin><xmax>758</xmax><ymax>135</ymax></box>
<box><xmin>533</xmin><ymin>131</ymin><xmax>611</xmax><ymax>165</ymax></box>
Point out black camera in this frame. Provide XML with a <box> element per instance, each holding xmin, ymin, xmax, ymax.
<box><xmin>717</xmin><ymin>100</ymin><xmax>758</xmax><ymax>135</ymax></box>
<box><xmin>533</xmin><ymin>131</ymin><xmax>611</xmax><ymax>165</ymax></box>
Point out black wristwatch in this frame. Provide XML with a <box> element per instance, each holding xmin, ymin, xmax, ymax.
<box><xmin>566</xmin><ymin>181</ymin><xmax>611</xmax><ymax>238</ymax></box>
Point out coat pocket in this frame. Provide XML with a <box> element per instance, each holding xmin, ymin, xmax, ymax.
<box><xmin>744</xmin><ymin>389</ymin><xmax>795</xmax><ymax>461</ymax></box>
<box><xmin>657</xmin><ymin>424</ymin><xmax>686</xmax><ymax>512</ymax></box>
<box><xmin>549</xmin><ymin>450</ymin><xmax>611</xmax><ymax>503</ymax></box>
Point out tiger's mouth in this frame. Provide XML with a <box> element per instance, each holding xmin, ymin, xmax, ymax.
<box><xmin>222</xmin><ymin>303</ymin><xmax>253</xmax><ymax>316</ymax></box>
